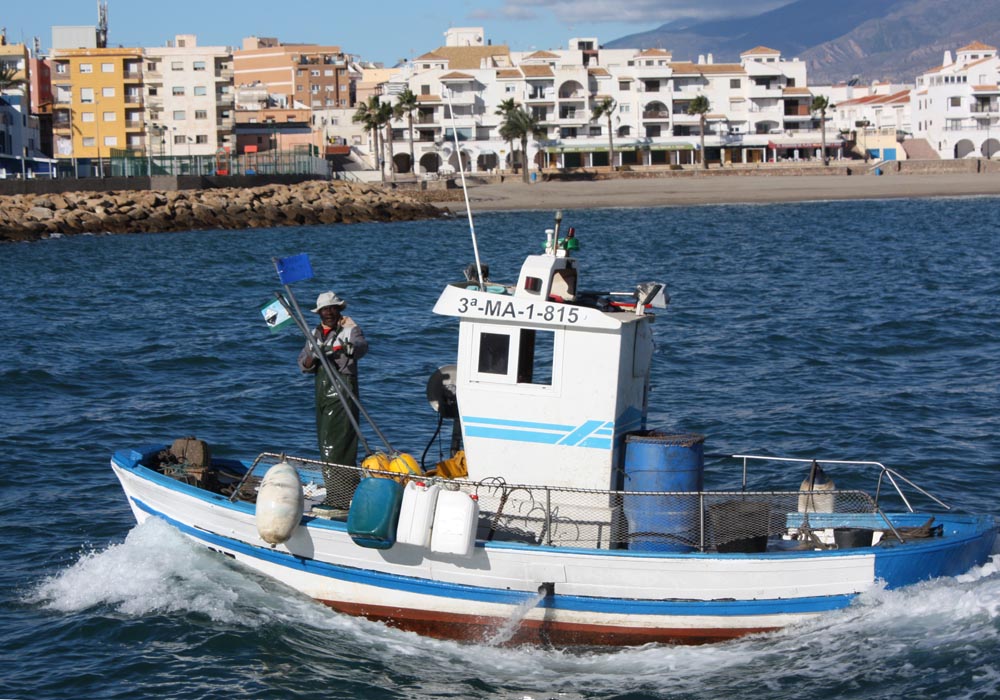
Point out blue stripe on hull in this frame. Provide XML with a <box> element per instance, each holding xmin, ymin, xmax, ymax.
<box><xmin>130</xmin><ymin>495</ymin><xmax>855</xmax><ymax>619</ymax></box>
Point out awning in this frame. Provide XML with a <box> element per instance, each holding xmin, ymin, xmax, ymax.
<box><xmin>544</xmin><ymin>145</ymin><xmax>610</xmax><ymax>153</ymax></box>
<box><xmin>767</xmin><ymin>141</ymin><xmax>842</xmax><ymax>149</ymax></box>
<box><xmin>649</xmin><ymin>143</ymin><xmax>695</xmax><ymax>151</ymax></box>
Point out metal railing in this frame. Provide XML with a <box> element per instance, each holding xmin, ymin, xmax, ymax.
<box><xmin>233</xmin><ymin>451</ymin><xmax>950</xmax><ymax>552</ymax></box>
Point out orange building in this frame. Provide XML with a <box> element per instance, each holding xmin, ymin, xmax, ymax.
<box><xmin>50</xmin><ymin>47</ymin><xmax>145</xmax><ymax>172</ymax></box>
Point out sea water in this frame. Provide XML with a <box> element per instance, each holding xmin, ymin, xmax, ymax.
<box><xmin>2</xmin><ymin>197</ymin><xmax>999</xmax><ymax>699</ymax></box>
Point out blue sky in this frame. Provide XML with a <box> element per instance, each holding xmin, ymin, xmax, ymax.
<box><xmin>2</xmin><ymin>0</ymin><xmax>793</xmax><ymax>65</ymax></box>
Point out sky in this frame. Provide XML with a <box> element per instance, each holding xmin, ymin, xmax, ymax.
<box><xmin>2</xmin><ymin>0</ymin><xmax>794</xmax><ymax>65</ymax></box>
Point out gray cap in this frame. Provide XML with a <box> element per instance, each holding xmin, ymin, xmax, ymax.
<box><xmin>311</xmin><ymin>291</ymin><xmax>347</xmax><ymax>312</ymax></box>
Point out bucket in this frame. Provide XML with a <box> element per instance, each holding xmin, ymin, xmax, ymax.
<box><xmin>530</xmin><ymin>172</ymin><xmax>537</xmax><ymax>182</ymax></box>
<box><xmin>347</xmin><ymin>477</ymin><xmax>403</xmax><ymax>549</ymax></box>
<box><xmin>834</xmin><ymin>527</ymin><xmax>874</xmax><ymax>549</ymax></box>
<box><xmin>623</xmin><ymin>433</ymin><xmax>705</xmax><ymax>552</ymax></box>
<box><xmin>708</xmin><ymin>500</ymin><xmax>770</xmax><ymax>553</ymax></box>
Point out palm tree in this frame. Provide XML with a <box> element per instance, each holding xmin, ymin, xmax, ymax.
<box><xmin>591</xmin><ymin>97</ymin><xmax>617</xmax><ymax>171</ymax></box>
<box><xmin>811</xmin><ymin>95</ymin><xmax>834</xmax><ymax>166</ymax></box>
<box><xmin>378</xmin><ymin>100</ymin><xmax>396</xmax><ymax>182</ymax></box>
<box><xmin>503</xmin><ymin>107</ymin><xmax>545</xmax><ymax>183</ymax></box>
<box><xmin>394</xmin><ymin>88</ymin><xmax>418</xmax><ymax>175</ymax></box>
<box><xmin>0</xmin><ymin>63</ymin><xmax>22</xmax><ymax>93</ymax></box>
<box><xmin>687</xmin><ymin>95</ymin><xmax>711</xmax><ymax>169</ymax></box>
<box><xmin>353</xmin><ymin>96</ymin><xmax>383</xmax><ymax>181</ymax></box>
<box><xmin>495</xmin><ymin>98</ymin><xmax>518</xmax><ymax>173</ymax></box>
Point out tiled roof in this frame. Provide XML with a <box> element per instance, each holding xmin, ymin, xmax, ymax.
<box><xmin>588</xmin><ymin>67</ymin><xmax>611</xmax><ymax>77</ymax></box>
<box><xmin>524</xmin><ymin>50</ymin><xmax>559</xmax><ymax>59</ymax></box>
<box><xmin>440</xmin><ymin>71</ymin><xmax>475</xmax><ymax>80</ymax></box>
<box><xmin>416</xmin><ymin>94</ymin><xmax>440</xmax><ymax>102</ymax></box>
<box><xmin>496</xmin><ymin>69</ymin><xmax>522</xmax><ymax>80</ymax></box>
<box><xmin>782</xmin><ymin>87</ymin><xmax>812</xmax><ymax>95</ymax></box>
<box><xmin>414</xmin><ymin>51</ymin><xmax>448</xmax><ymax>62</ymax></box>
<box><xmin>426</xmin><ymin>45</ymin><xmax>511</xmax><ymax>70</ymax></box>
<box><xmin>958</xmin><ymin>41</ymin><xmax>997</xmax><ymax>52</ymax></box>
<box><xmin>972</xmin><ymin>84</ymin><xmax>1000</xmax><ymax>92</ymax></box>
<box><xmin>670</xmin><ymin>61</ymin><xmax>745</xmax><ymax>75</ymax></box>
<box><xmin>637</xmin><ymin>48</ymin><xmax>672</xmax><ymax>57</ymax></box>
<box><xmin>741</xmin><ymin>46</ymin><xmax>781</xmax><ymax>56</ymax></box>
<box><xmin>520</xmin><ymin>64</ymin><xmax>554</xmax><ymax>78</ymax></box>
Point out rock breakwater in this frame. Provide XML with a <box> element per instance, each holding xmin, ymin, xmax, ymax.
<box><xmin>0</xmin><ymin>180</ymin><xmax>447</xmax><ymax>243</ymax></box>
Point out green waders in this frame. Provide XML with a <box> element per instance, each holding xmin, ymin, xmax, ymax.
<box><xmin>315</xmin><ymin>369</ymin><xmax>361</xmax><ymax>509</ymax></box>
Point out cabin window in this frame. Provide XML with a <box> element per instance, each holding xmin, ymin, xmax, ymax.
<box><xmin>517</xmin><ymin>329</ymin><xmax>553</xmax><ymax>385</ymax></box>
<box><xmin>477</xmin><ymin>333</ymin><xmax>510</xmax><ymax>375</ymax></box>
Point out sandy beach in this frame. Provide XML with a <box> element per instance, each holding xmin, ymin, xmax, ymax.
<box><xmin>427</xmin><ymin>172</ymin><xmax>1000</xmax><ymax>212</ymax></box>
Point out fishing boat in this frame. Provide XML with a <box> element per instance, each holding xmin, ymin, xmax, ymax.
<box><xmin>111</xmin><ymin>215</ymin><xmax>997</xmax><ymax>646</ymax></box>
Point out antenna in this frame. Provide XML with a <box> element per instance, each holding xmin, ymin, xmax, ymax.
<box><xmin>97</xmin><ymin>1</ymin><xmax>108</xmax><ymax>49</ymax></box>
<box><xmin>445</xmin><ymin>92</ymin><xmax>485</xmax><ymax>290</ymax></box>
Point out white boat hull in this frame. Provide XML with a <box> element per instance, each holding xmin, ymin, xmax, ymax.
<box><xmin>112</xmin><ymin>451</ymin><xmax>996</xmax><ymax>646</ymax></box>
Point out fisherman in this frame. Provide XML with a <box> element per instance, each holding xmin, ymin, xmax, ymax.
<box><xmin>298</xmin><ymin>291</ymin><xmax>368</xmax><ymax>509</ymax></box>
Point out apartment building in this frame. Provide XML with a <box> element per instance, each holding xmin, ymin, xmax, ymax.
<box><xmin>373</xmin><ymin>30</ymin><xmax>840</xmax><ymax>175</ymax></box>
<box><xmin>144</xmin><ymin>35</ymin><xmax>235</xmax><ymax>159</ymax></box>
<box><xmin>233</xmin><ymin>37</ymin><xmax>353</xmax><ymax>110</ymax></box>
<box><xmin>50</xmin><ymin>45</ymin><xmax>144</xmax><ymax>174</ymax></box>
<box><xmin>912</xmin><ymin>41</ymin><xmax>999</xmax><ymax>159</ymax></box>
<box><xmin>0</xmin><ymin>39</ymin><xmax>45</xmax><ymax>175</ymax></box>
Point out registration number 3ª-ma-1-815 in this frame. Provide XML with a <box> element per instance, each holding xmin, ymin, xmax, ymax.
<box><xmin>457</xmin><ymin>296</ymin><xmax>581</xmax><ymax>324</ymax></box>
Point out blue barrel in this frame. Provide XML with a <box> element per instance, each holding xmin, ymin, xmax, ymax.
<box><xmin>347</xmin><ymin>477</ymin><xmax>403</xmax><ymax>549</ymax></box>
<box><xmin>623</xmin><ymin>433</ymin><xmax>705</xmax><ymax>552</ymax></box>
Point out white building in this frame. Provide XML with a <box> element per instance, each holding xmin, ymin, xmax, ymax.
<box><xmin>144</xmin><ymin>35</ymin><xmax>235</xmax><ymax>160</ymax></box>
<box><xmin>912</xmin><ymin>41</ymin><xmax>999</xmax><ymax>159</ymax></box>
<box><xmin>367</xmin><ymin>30</ymin><xmax>841</xmax><ymax>175</ymax></box>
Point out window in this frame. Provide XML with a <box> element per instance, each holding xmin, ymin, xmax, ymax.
<box><xmin>193</xmin><ymin>86</ymin><xmax>207</xmax><ymax>96</ymax></box>
<box><xmin>103</xmin><ymin>135</ymin><xmax>117</xmax><ymax>146</ymax></box>
<box><xmin>80</xmin><ymin>87</ymin><xmax>95</xmax><ymax>104</ymax></box>
<box><xmin>172</xmin><ymin>86</ymin><xmax>185</xmax><ymax>96</ymax></box>
<box><xmin>730</xmin><ymin>79</ymin><xmax>741</xmax><ymax>89</ymax></box>
<box><xmin>102</xmin><ymin>87</ymin><xmax>116</xmax><ymax>97</ymax></box>
<box><xmin>102</xmin><ymin>63</ymin><xmax>114</xmax><ymax>73</ymax></box>
<box><xmin>950</xmin><ymin>97</ymin><xmax>962</xmax><ymax>108</ymax></box>
<box><xmin>102</xmin><ymin>111</ymin><xmax>116</xmax><ymax>122</ymax></box>
<box><xmin>517</xmin><ymin>329</ymin><xmax>554</xmax><ymax>385</ymax></box>
<box><xmin>193</xmin><ymin>61</ymin><xmax>206</xmax><ymax>71</ymax></box>
<box><xmin>173</xmin><ymin>110</ymin><xmax>186</xmax><ymax>120</ymax></box>
<box><xmin>81</xmin><ymin>112</ymin><xmax>95</xmax><ymax>123</ymax></box>
<box><xmin>477</xmin><ymin>333</ymin><xmax>510</xmax><ymax>375</ymax></box>
<box><xmin>80</xmin><ymin>63</ymin><xmax>93</xmax><ymax>74</ymax></box>
<box><xmin>505</xmin><ymin>84</ymin><xmax>516</xmax><ymax>94</ymax></box>
<box><xmin>644</xmin><ymin>80</ymin><xmax>659</xmax><ymax>92</ymax></box>
<box><xmin>171</xmin><ymin>61</ymin><xmax>183</xmax><ymax>71</ymax></box>
<box><xmin>619</xmin><ymin>80</ymin><xmax>630</xmax><ymax>91</ymax></box>
<box><xmin>83</xmin><ymin>137</ymin><xmax>95</xmax><ymax>147</ymax></box>
<box><xmin>421</xmin><ymin>85</ymin><xmax>430</xmax><ymax>95</ymax></box>
<box><xmin>196</xmin><ymin>134</ymin><xmax>208</xmax><ymax>144</ymax></box>
<box><xmin>620</xmin><ymin>104</ymin><xmax>630</xmax><ymax>114</ymax></box>
<box><xmin>195</xmin><ymin>110</ymin><xmax>207</xmax><ymax>119</ymax></box>
<box><xmin>174</xmin><ymin>134</ymin><xmax>186</xmax><ymax>145</ymax></box>
<box><xmin>56</xmin><ymin>62</ymin><xmax>68</xmax><ymax>74</ymax></box>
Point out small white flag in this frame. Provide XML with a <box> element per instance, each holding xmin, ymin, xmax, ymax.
<box><xmin>260</xmin><ymin>298</ymin><xmax>293</xmax><ymax>333</ymax></box>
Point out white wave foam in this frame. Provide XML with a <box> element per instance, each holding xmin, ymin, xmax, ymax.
<box><xmin>29</xmin><ymin>518</ymin><xmax>269</xmax><ymax>624</ymax></box>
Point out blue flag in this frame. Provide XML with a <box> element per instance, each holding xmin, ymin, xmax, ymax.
<box><xmin>275</xmin><ymin>254</ymin><xmax>313</xmax><ymax>285</ymax></box>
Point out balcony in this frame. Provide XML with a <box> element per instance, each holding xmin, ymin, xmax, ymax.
<box><xmin>125</xmin><ymin>120</ymin><xmax>145</xmax><ymax>132</ymax></box>
<box><xmin>216</xmin><ymin>93</ymin><xmax>234</xmax><ymax>106</ymax></box>
<box><xmin>124</xmin><ymin>94</ymin><xmax>144</xmax><ymax>107</ymax></box>
<box><xmin>216</xmin><ymin>68</ymin><xmax>234</xmax><ymax>80</ymax></box>
<box><xmin>124</xmin><ymin>69</ymin><xmax>143</xmax><ymax>82</ymax></box>
<box><xmin>642</xmin><ymin>110</ymin><xmax>671</xmax><ymax>120</ymax></box>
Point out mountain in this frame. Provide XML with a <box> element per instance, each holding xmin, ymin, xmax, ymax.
<box><xmin>604</xmin><ymin>0</ymin><xmax>1000</xmax><ymax>84</ymax></box>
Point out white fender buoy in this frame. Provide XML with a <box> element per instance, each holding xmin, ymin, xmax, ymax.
<box><xmin>255</xmin><ymin>461</ymin><xmax>305</xmax><ymax>545</ymax></box>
